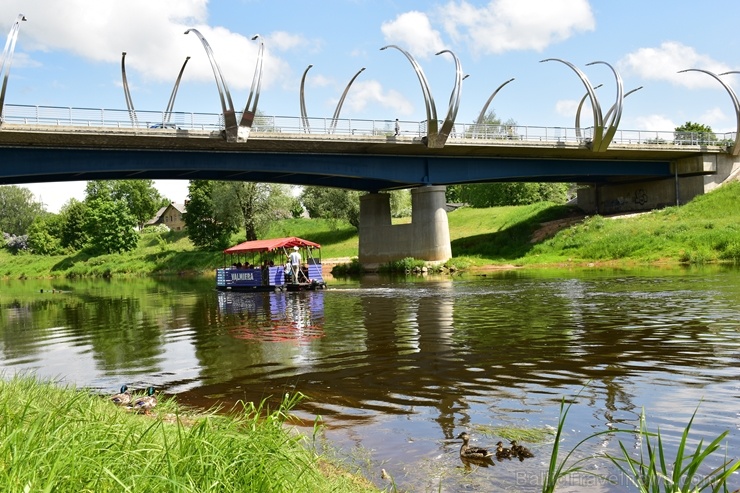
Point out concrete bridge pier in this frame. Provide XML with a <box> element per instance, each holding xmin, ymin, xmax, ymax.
<box><xmin>359</xmin><ymin>185</ymin><xmax>452</xmax><ymax>269</ymax></box>
<box><xmin>577</xmin><ymin>153</ymin><xmax>740</xmax><ymax>215</ymax></box>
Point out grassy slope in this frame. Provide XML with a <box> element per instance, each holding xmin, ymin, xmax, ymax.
<box><xmin>3</xmin><ymin>181</ymin><xmax>740</xmax><ymax>279</ymax></box>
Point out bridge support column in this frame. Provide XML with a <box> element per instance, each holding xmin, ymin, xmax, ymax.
<box><xmin>359</xmin><ymin>186</ymin><xmax>452</xmax><ymax>269</ymax></box>
<box><xmin>577</xmin><ymin>153</ymin><xmax>740</xmax><ymax>214</ymax></box>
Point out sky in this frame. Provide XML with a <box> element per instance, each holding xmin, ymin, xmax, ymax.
<box><xmin>2</xmin><ymin>0</ymin><xmax>739</xmax><ymax>212</ymax></box>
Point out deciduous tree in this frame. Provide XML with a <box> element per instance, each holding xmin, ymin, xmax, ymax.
<box><xmin>0</xmin><ymin>185</ymin><xmax>43</xmax><ymax>236</ymax></box>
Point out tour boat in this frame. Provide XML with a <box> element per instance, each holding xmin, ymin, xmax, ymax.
<box><xmin>215</xmin><ymin>236</ymin><xmax>327</xmax><ymax>292</ymax></box>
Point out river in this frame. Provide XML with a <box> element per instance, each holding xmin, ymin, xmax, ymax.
<box><xmin>1</xmin><ymin>266</ymin><xmax>739</xmax><ymax>492</ymax></box>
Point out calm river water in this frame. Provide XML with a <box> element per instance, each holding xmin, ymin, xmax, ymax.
<box><xmin>1</xmin><ymin>267</ymin><xmax>739</xmax><ymax>492</ymax></box>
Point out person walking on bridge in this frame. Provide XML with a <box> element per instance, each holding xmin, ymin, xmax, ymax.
<box><xmin>394</xmin><ymin>118</ymin><xmax>400</xmax><ymax>136</ymax></box>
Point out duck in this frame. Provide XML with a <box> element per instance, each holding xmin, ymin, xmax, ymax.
<box><xmin>131</xmin><ymin>386</ymin><xmax>157</xmax><ymax>414</ymax></box>
<box><xmin>456</xmin><ymin>432</ymin><xmax>495</xmax><ymax>466</ymax></box>
<box><xmin>496</xmin><ymin>441</ymin><xmax>513</xmax><ymax>460</ymax></box>
<box><xmin>110</xmin><ymin>385</ymin><xmax>131</xmax><ymax>406</ymax></box>
<box><xmin>510</xmin><ymin>440</ymin><xmax>534</xmax><ymax>459</ymax></box>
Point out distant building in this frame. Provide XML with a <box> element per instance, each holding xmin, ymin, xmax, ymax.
<box><xmin>145</xmin><ymin>202</ymin><xmax>187</xmax><ymax>231</ymax></box>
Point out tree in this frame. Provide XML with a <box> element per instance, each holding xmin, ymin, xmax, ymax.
<box><xmin>674</xmin><ymin>121</ymin><xmax>717</xmax><ymax>145</ymax></box>
<box><xmin>0</xmin><ymin>185</ymin><xmax>43</xmax><ymax>236</ymax></box>
<box><xmin>83</xmin><ymin>198</ymin><xmax>139</xmax><ymax>254</ymax></box>
<box><xmin>58</xmin><ymin>199</ymin><xmax>89</xmax><ymax>250</ymax></box>
<box><xmin>184</xmin><ymin>180</ymin><xmax>236</xmax><ymax>249</ymax></box>
<box><xmin>27</xmin><ymin>212</ymin><xmax>64</xmax><ymax>255</ymax></box>
<box><xmin>300</xmin><ymin>187</ymin><xmax>362</xmax><ymax>228</ymax></box>
<box><xmin>111</xmin><ymin>180</ymin><xmax>164</xmax><ymax>229</ymax></box>
<box><xmin>452</xmin><ymin>182</ymin><xmax>569</xmax><ymax>207</ymax></box>
<box><xmin>212</xmin><ymin>182</ymin><xmax>294</xmax><ymax>241</ymax></box>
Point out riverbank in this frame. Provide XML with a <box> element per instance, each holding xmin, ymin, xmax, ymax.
<box><xmin>2</xmin><ymin>180</ymin><xmax>740</xmax><ymax>279</ymax></box>
<box><xmin>0</xmin><ymin>375</ymin><xmax>380</xmax><ymax>492</ymax></box>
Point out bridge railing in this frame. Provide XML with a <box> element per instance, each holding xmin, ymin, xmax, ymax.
<box><xmin>1</xmin><ymin>104</ymin><xmax>732</xmax><ymax>147</ymax></box>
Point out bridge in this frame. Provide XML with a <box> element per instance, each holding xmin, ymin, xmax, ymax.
<box><xmin>2</xmin><ymin>15</ymin><xmax>739</xmax><ymax>266</ymax></box>
<box><xmin>1</xmin><ymin>104</ymin><xmax>736</xmax><ymax>266</ymax></box>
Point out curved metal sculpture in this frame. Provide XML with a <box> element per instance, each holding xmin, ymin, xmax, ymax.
<box><xmin>120</xmin><ymin>52</ymin><xmax>138</xmax><ymax>127</ymax></box>
<box><xmin>0</xmin><ymin>13</ymin><xmax>27</xmax><ymax>122</ymax></box>
<box><xmin>474</xmin><ymin>77</ymin><xmax>515</xmax><ymax>138</ymax></box>
<box><xmin>587</xmin><ymin>61</ymin><xmax>623</xmax><ymax>152</ymax></box>
<box><xmin>299</xmin><ymin>64</ymin><xmax>313</xmax><ymax>133</ymax></box>
<box><xmin>330</xmin><ymin>67</ymin><xmax>365</xmax><ymax>134</ymax></box>
<box><xmin>436</xmin><ymin>49</ymin><xmax>464</xmax><ymax>144</ymax></box>
<box><xmin>238</xmin><ymin>34</ymin><xmax>264</xmax><ymax>135</ymax></box>
<box><xmin>163</xmin><ymin>56</ymin><xmax>191</xmax><ymax>125</ymax></box>
<box><xmin>185</xmin><ymin>28</ymin><xmax>238</xmax><ymax>140</ymax></box>
<box><xmin>603</xmin><ymin>85</ymin><xmax>642</xmax><ymax>133</ymax></box>
<box><xmin>381</xmin><ymin>45</ymin><xmax>439</xmax><ymax>147</ymax></box>
<box><xmin>574</xmin><ymin>83</ymin><xmax>603</xmax><ymax>141</ymax></box>
<box><xmin>678</xmin><ymin>69</ymin><xmax>740</xmax><ymax>156</ymax></box>
<box><xmin>541</xmin><ymin>58</ymin><xmax>604</xmax><ymax>151</ymax></box>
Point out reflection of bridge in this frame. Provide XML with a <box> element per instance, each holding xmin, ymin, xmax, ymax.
<box><xmin>0</xmin><ymin>103</ymin><xmax>738</xmax><ymax>266</ymax></box>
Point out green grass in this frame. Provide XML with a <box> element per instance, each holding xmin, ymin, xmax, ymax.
<box><xmin>4</xmin><ymin>181</ymin><xmax>740</xmax><ymax>279</ymax></box>
<box><xmin>0</xmin><ymin>375</ymin><xmax>380</xmax><ymax>493</ymax></box>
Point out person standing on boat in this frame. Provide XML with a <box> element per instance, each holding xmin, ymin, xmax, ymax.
<box><xmin>289</xmin><ymin>246</ymin><xmax>302</xmax><ymax>283</ymax></box>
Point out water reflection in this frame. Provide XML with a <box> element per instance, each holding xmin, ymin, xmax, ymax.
<box><xmin>1</xmin><ymin>270</ymin><xmax>740</xmax><ymax>492</ymax></box>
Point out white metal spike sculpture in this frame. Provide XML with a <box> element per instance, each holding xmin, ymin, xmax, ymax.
<box><xmin>679</xmin><ymin>68</ymin><xmax>740</xmax><ymax>156</ymax></box>
<box><xmin>436</xmin><ymin>49</ymin><xmax>464</xmax><ymax>144</ymax></box>
<box><xmin>120</xmin><ymin>52</ymin><xmax>138</xmax><ymax>127</ymax></box>
<box><xmin>474</xmin><ymin>77</ymin><xmax>515</xmax><ymax>138</ymax></box>
<box><xmin>238</xmin><ymin>34</ymin><xmax>264</xmax><ymax>138</ymax></box>
<box><xmin>299</xmin><ymin>64</ymin><xmax>313</xmax><ymax>133</ymax></box>
<box><xmin>163</xmin><ymin>56</ymin><xmax>191</xmax><ymax>126</ymax></box>
<box><xmin>300</xmin><ymin>65</ymin><xmax>366</xmax><ymax>135</ymax></box>
<box><xmin>185</xmin><ymin>29</ymin><xmax>264</xmax><ymax>142</ymax></box>
<box><xmin>541</xmin><ymin>58</ymin><xmax>604</xmax><ymax>151</ymax></box>
<box><xmin>121</xmin><ymin>52</ymin><xmax>191</xmax><ymax>128</ymax></box>
<box><xmin>330</xmin><ymin>67</ymin><xmax>365</xmax><ymax>134</ymax></box>
<box><xmin>0</xmin><ymin>14</ymin><xmax>26</xmax><ymax>122</ymax></box>
<box><xmin>380</xmin><ymin>44</ymin><xmax>439</xmax><ymax>147</ymax></box>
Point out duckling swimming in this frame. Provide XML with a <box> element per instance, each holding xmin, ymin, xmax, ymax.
<box><xmin>110</xmin><ymin>385</ymin><xmax>131</xmax><ymax>406</ymax></box>
<box><xmin>496</xmin><ymin>441</ymin><xmax>513</xmax><ymax>460</ymax></box>
<box><xmin>456</xmin><ymin>432</ymin><xmax>495</xmax><ymax>466</ymax></box>
<box><xmin>510</xmin><ymin>440</ymin><xmax>534</xmax><ymax>459</ymax></box>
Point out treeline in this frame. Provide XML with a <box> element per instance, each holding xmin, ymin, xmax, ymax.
<box><xmin>1</xmin><ymin>178</ymin><xmax>572</xmax><ymax>257</ymax></box>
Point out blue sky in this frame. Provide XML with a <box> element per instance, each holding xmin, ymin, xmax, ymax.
<box><xmin>2</xmin><ymin>0</ymin><xmax>739</xmax><ymax>212</ymax></box>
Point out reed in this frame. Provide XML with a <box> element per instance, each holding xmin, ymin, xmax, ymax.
<box><xmin>0</xmin><ymin>375</ymin><xmax>379</xmax><ymax>493</ymax></box>
<box><xmin>605</xmin><ymin>408</ymin><xmax>740</xmax><ymax>492</ymax></box>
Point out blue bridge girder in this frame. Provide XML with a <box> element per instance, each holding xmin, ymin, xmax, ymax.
<box><xmin>0</xmin><ymin>116</ymin><xmax>723</xmax><ymax>191</ymax></box>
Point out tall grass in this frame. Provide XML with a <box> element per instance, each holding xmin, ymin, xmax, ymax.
<box><xmin>541</xmin><ymin>390</ymin><xmax>740</xmax><ymax>493</ymax></box>
<box><xmin>0</xmin><ymin>375</ymin><xmax>379</xmax><ymax>493</ymax></box>
<box><xmin>606</xmin><ymin>408</ymin><xmax>740</xmax><ymax>492</ymax></box>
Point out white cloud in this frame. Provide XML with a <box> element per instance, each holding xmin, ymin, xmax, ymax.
<box><xmin>0</xmin><ymin>0</ymin><xmax>291</xmax><ymax>91</ymax></box>
<box><xmin>267</xmin><ymin>31</ymin><xmax>307</xmax><ymax>52</ymax></box>
<box><xmin>381</xmin><ymin>11</ymin><xmax>446</xmax><ymax>59</ymax></box>
<box><xmin>438</xmin><ymin>0</ymin><xmax>595</xmax><ymax>55</ymax></box>
<box><xmin>618</xmin><ymin>42</ymin><xmax>738</xmax><ymax>89</ymax></box>
<box><xmin>555</xmin><ymin>99</ymin><xmax>579</xmax><ymax>118</ymax></box>
<box><xmin>342</xmin><ymin>80</ymin><xmax>414</xmax><ymax>116</ymax></box>
<box><xmin>633</xmin><ymin>114</ymin><xmax>676</xmax><ymax>132</ymax></box>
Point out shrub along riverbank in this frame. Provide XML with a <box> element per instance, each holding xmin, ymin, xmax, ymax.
<box><xmin>2</xmin><ymin>180</ymin><xmax>740</xmax><ymax>280</ymax></box>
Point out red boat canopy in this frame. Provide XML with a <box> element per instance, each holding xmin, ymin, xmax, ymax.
<box><xmin>223</xmin><ymin>236</ymin><xmax>321</xmax><ymax>254</ymax></box>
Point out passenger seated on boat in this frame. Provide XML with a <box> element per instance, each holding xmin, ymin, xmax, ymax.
<box><xmin>235</xmin><ymin>262</ymin><xmax>242</xmax><ymax>269</ymax></box>
<box><xmin>284</xmin><ymin>261</ymin><xmax>292</xmax><ymax>283</ymax></box>
<box><xmin>301</xmin><ymin>264</ymin><xmax>309</xmax><ymax>282</ymax></box>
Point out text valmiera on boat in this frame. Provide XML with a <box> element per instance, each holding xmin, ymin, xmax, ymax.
<box><xmin>216</xmin><ymin>237</ymin><xmax>327</xmax><ymax>292</ymax></box>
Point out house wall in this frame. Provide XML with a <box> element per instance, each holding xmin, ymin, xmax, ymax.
<box><xmin>160</xmin><ymin>205</ymin><xmax>186</xmax><ymax>231</ymax></box>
